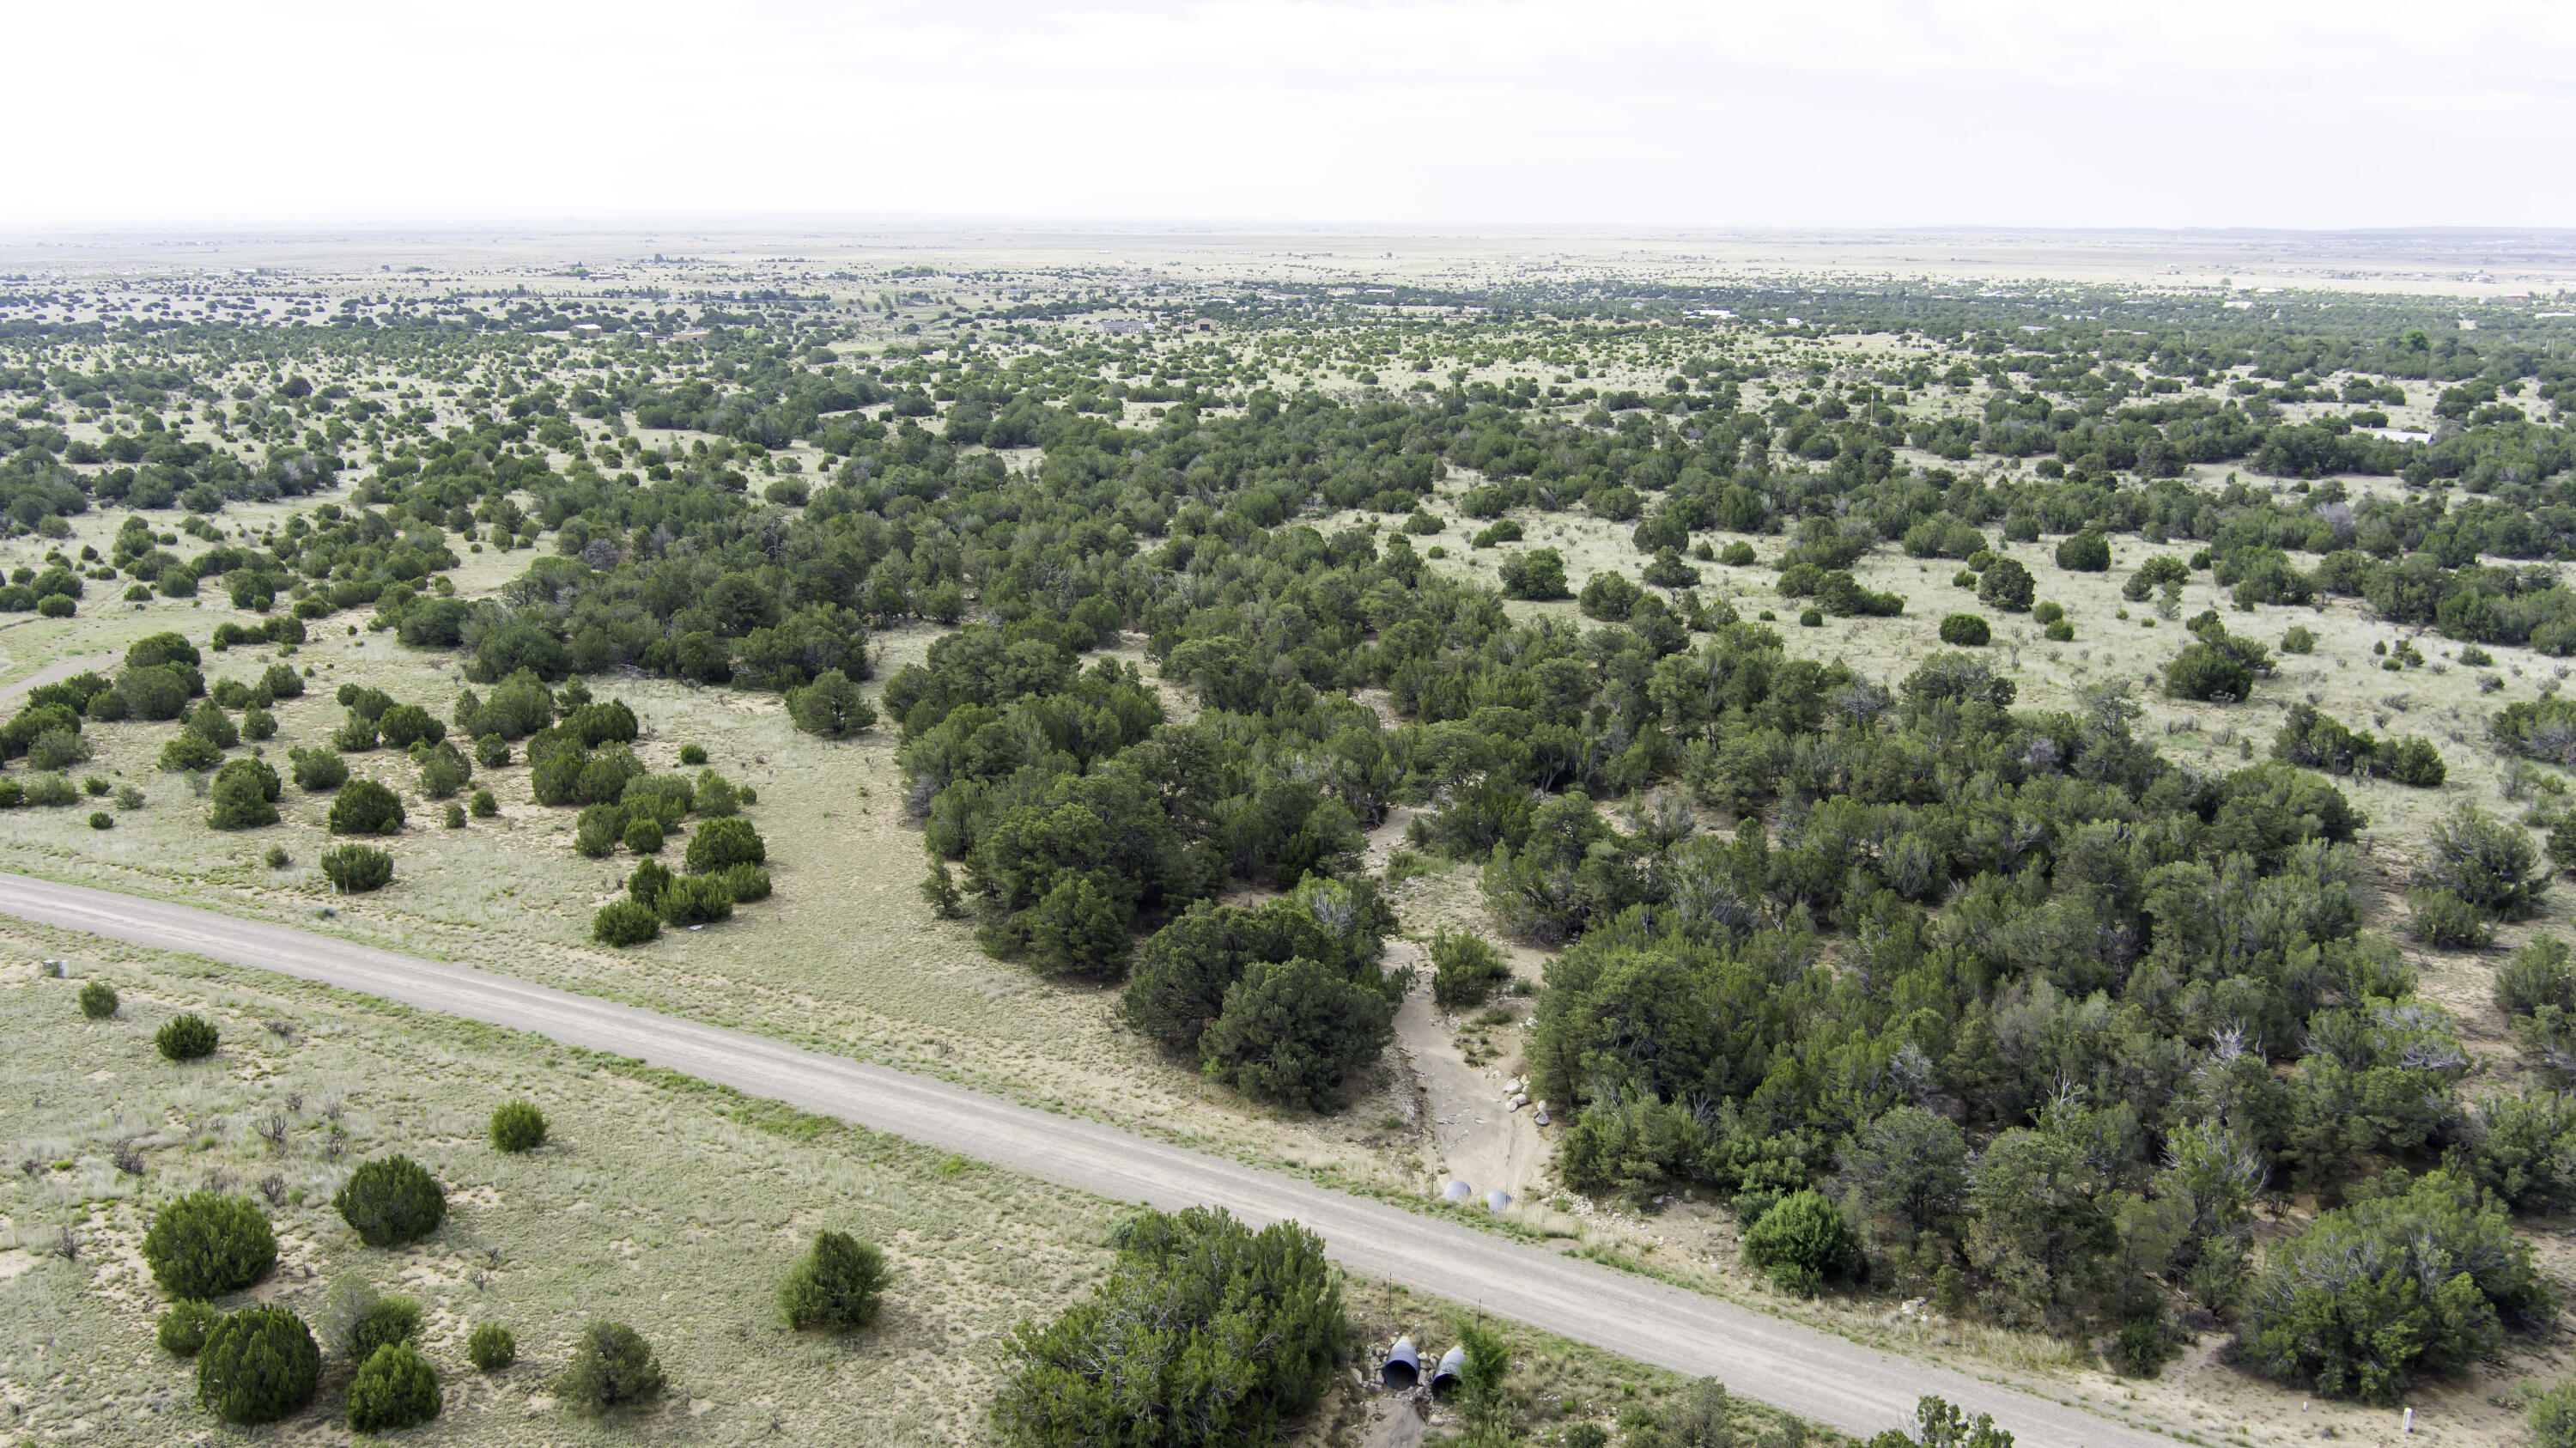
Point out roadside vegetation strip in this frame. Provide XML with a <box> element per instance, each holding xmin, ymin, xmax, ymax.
<box><xmin>0</xmin><ymin>868</ymin><xmax>2161</xmax><ymax>1448</ymax></box>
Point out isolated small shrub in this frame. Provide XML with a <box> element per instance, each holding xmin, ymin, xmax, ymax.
<box><xmin>143</xmin><ymin>1192</ymin><xmax>276</xmax><ymax>1299</ymax></box>
<box><xmin>347</xmin><ymin>1342</ymin><xmax>440</xmax><ymax>1433</ymax></box>
<box><xmin>334</xmin><ymin>1155</ymin><xmax>447</xmax><ymax>1247</ymax></box>
<box><xmin>289</xmin><ymin>747</ymin><xmax>349</xmax><ymax>792</ymax></box>
<box><xmin>2282</xmin><ymin>625</ymin><xmax>2316</xmax><ymax>654</ymax></box>
<box><xmin>628</xmin><ymin>856</ymin><xmax>674</xmax><ymax>906</ymax></box>
<box><xmin>465</xmin><ymin>1323</ymin><xmax>517</xmax><ymax>1372</ymax></box>
<box><xmin>2409</xmin><ymin>888</ymin><xmax>2491</xmax><ymax>949</ymax></box>
<box><xmin>328</xmin><ymin>779</ymin><xmax>404</xmax><ymax>835</ymax></box>
<box><xmin>780</xmin><ymin>1229</ymin><xmax>890</xmax><ymax>1332</ymax></box>
<box><xmin>685</xmin><ymin>815</ymin><xmax>765</xmax><ymax>873</ymax></box>
<box><xmin>657</xmin><ymin>874</ymin><xmax>733</xmax><ymax>926</ymax></box>
<box><xmin>592</xmin><ymin>900</ymin><xmax>661</xmax><ymax>946</ymax></box>
<box><xmin>241</xmin><ymin>705</ymin><xmax>276</xmax><ymax>741</ymax></box>
<box><xmin>677</xmin><ymin>743</ymin><xmax>708</xmax><ymax>765</ymax></box>
<box><xmin>444</xmin><ymin>801</ymin><xmax>466</xmax><ymax>828</ymax></box>
<box><xmin>692</xmin><ymin>769</ymin><xmax>741</xmax><ymax>816</ymax></box>
<box><xmin>489</xmin><ymin>1100</ymin><xmax>548</xmax><ymax>1153</ymax></box>
<box><xmin>719</xmin><ymin>863</ymin><xmax>772</xmax><ymax>903</ymax></box>
<box><xmin>78</xmin><ymin>979</ymin><xmax>118</xmax><ymax>1019</ymax></box>
<box><xmin>88</xmin><ymin>810</ymin><xmax>113</xmax><ymax>830</ymax></box>
<box><xmin>2032</xmin><ymin>600</ymin><xmax>2065</xmax><ymax>625</ymax></box>
<box><xmin>37</xmin><ymin>592</ymin><xmax>74</xmax><ymax>618</ymax></box>
<box><xmin>196</xmin><ymin>1306</ymin><xmax>319</xmax><ymax>1425</ymax></box>
<box><xmin>1977</xmin><ymin>556</ymin><xmax>2034</xmax><ymax>611</ymax></box>
<box><xmin>351</xmin><ymin>1293</ymin><xmax>423</xmax><ymax>1363</ymax></box>
<box><xmin>1937</xmin><ymin>613</ymin><xmax>1990</xmax><ymax>647</ymax></box>
<box><xmin>23</xmin><ymin>772</ymin><xmax>76</xmax><ymax>806</ymax></box>
<box><xmin>2381</xmin><ymin>737</ymin><xmax>2446</xmax><ymax>788</ymax></box>
<box><xmin>1719</xmin><ymin>539</ymin><xmax>1756</xmax><ymax>566</ymax></box>
<box><xmin>2497</xmin><ymin>936</ymin><xmax>2576</xmax><ymax>1019</ymax></box>
<box><xmin>574</xmin><ymin>803</ymin><xmax>623</xmax><ymax>857</ymax></box>
<box><xmin>319</xmin><ymin>1274</ymin><xmax>384</xmax><ymax>1357</ymax></box>
<box><xmin>320</xmin><ymin>844</ymin><xmax>394</xmax><ymax>893</ymax></box>
<box><xmin>623</xmin><ymin>772</ymin><xmax>695</xmax><ymax>826</ymax></box>
<box><xmin>264</xmin><ymin>845</ymin><xmax>290</xmax><ymax>868</ymax></box>
<box><xmin>1741</xmin><ymin>1189</ymin><xmax>1859</xmax><ymax>1297</ymax></box>
<box><xmin>2113</xmin><ymin>1317</ymin><xmax>2170</xmax><ymax>1378</ymax></box>
<box><xmin>2043</xmin><ymin>618</ymin><xmax>2075</xmax><ymax>642</ymax></box>
<box><xmin>2055</xmin><ymin>529</ymin><xmax>2111</xmax><ymax>572</ymax></box>
<box><xmin>416</xmin><ymin>741</ymin><xmax>470</xmax><ymax>799</ymax></box>
<box><xmin>376</xmin><ymin>703</ymin><xmax>444</xmax><ymax>750</ymax></box>
<box><xmin>787</xmin><ymin>668</ymin><xmax>877</xmax><ymax>738</ymax></box>
<box><xmin>558</xmin><ymin>1321</ymin><xmax>665</xmax><ymax>1414</ymax></box>
<box><xmin>1430</xmin><ymin>926</ymin><xmax>1510</xmax><ymax>1009</ymax></box>
<box><xmin>157</xmin><ymin>1013</ymin><xmax>219</xmax><ymax>1061</ymax></box>
<box><xmin>2165</xmin><ymin>641</ymin><xmax>2255</xmax><ymax>702</ymax></box>
<box><xmin>26</xmin><ymin>727</ymin><xmax>88</xmax><ymax>771</ymax></box>
<box><xmin>2420</xmin><ymin>806</ymin><xmax>2548</xmax><ymax>920</ymax></box>
<box><xmin>469</xmin><ymin>788</ymin><xmax>499</xmax><ymax>818</ymax></box>
<box><xmin>160</xmin><ymin>733</ymin><xmax>224</xmax><ymax>773</ymax></box>
<box><xmin>261</xmin><ymin>662</ymin><xmax>304</xmax><ymax>698</ymax></box>
<box><xmin>159</xmin><ymin>1299</ymin><xmax>224</xmax><ymax>1357</ymax></box>
<box><xmin>185</xmin><ymin>699</ymin><xmax>240</xmax><ymax>749</ymax></box>
<box><xmin>623</xmin><ymin>816</ymin><xmax>665</xmax><ymax>854</ymax></box>
<box><xmin>208</xmin><ymin>757</ymin><xmax>283</xmax><ymax>830</ymax></box>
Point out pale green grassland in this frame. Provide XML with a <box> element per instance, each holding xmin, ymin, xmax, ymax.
<box><xmin>0</xmin><ymin>917</ymin><xmax>1118</xmax><ymax>1446</ymax></box>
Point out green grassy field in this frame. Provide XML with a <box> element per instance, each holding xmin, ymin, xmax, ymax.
<box><xmin>0</xmin><ymin>916</ymin><xmax>1128</xmax><ymax>1445</ymax></box>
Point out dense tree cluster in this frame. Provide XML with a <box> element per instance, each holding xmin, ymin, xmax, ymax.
<box><xmin>991</xmin><ymin>1208</ymin><xmax>1345</xmax><ymax>1448</ymax></box>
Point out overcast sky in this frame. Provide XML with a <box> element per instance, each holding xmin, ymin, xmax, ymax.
<box><xmin>14</xmin><ymin>0</ymin><xmax>2573</xmax><ymax>232</ymax></box>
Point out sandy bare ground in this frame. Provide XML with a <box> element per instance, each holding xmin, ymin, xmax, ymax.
<box><xmin>0</xmin><ymin>869</ymin><xmax>2184</xmax><ymax>1448</ymax></box>
<box><xmin>1388</xmin><ymin>951</ymin><xmax>1548</xmax><ymax>1206</ymax></box>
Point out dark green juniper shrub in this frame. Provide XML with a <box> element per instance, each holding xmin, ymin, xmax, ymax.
<box><xmin>558</xmin><ymin>1321</ymin><xmax>665</xmax><ymax>1414</ymax></box>
<box><xmin>78</xmin><ymin>979</ymin><xmax>118</xmax><ymax>1019</ymax></box>
<box><xmin>156</xmin><ymin>1013</ymin><xmax>219</xmax><ymax>1061</ymax></box>
<box><xmin>489</xmin><ymin>1100</ymin><xmax>548</xmax><ymax>1153</ymax></box>
<box><xmin>466</xmin><ymin>1323</ymin><xmax>517</xmax><ymax>1372</ymax></box>
<box><xmin>196</xmin><ymin>1306</ymin><xmax>319</xmax><ymax>1425</ymax></box>
<box><xmin>158</xmin><ymin>1299</ymin><xmax>223</xmax><ymax>1358</ymax></box>
<box><xmin>779</xmin><ymin>1230</ymin><xmax>891</xmax><ymax>1332</ymax></box>
<box><xmin>347</xmin><ymin>1342</ymin><xmax>440</xmax><ymax>1433</ymax></box>
<box><xmin>333</xmin><ymin>1155</ymin><xmax>447</xmax><ymax>1247</ymax></box>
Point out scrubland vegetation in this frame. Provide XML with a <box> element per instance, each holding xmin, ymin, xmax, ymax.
<box><xmin>9</xmin><ymin>246</ymin><xmax>2576</xmax><ymax>1443</ymax></box>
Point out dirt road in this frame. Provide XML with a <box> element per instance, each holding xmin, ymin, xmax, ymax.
<box><xmin>0</xmin><ymin>872</ymin><xmax>2168</xmax><ymax>1448</ymax></box>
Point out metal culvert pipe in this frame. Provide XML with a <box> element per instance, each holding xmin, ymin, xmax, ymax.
<box><xmin>1430</xmin><ymin>1343</ymin><xmax>1467</xmax><ymax>1396</ymax></box>
<box><xmin>1379</xmin><ymin>1335</ymin><xmax>1420</xmax><ymax>1390</ymax></box>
